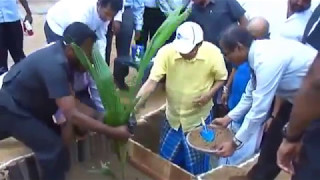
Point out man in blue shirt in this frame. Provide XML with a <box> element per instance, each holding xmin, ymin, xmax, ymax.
<box><xmin>0</xmin><ymin>0</ymin><xmax>32</xmax><ymax>74</ymax></box>
<box><xmin>0</xmin><ymin>22</ymin><xmax>131</xmax><ymax>180</ymax></box>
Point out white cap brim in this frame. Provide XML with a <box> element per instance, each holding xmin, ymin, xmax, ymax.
<box><xmin>172</xmin><ymin>39</ymin><xmax>196</xmax><ymax>54</ymax></box>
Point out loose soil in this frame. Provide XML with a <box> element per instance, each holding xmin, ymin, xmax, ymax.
<box><xmin>67</xmin><ymin>155</ymin><xmax>152</xmax><ymax>180</ymax></box>
<box><xmin>188</xmin><ymin>126</ymin><xmax>233</xmax><ymax>153</ymax></box>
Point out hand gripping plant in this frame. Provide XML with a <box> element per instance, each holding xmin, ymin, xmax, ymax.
<box><xmin>71</xmin><ymin>6</ymin><xmax>191</xmax><ymax>179</ymax></box>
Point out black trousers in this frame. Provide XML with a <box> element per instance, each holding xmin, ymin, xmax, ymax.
<box><xmin>0</xmin><ymin>107</ymin><xmax>70</xmax><ymax>180</ymax></box>
<box><xmin>248</xmin><ymin>101</ymin><xmax>320</xmax><ymax>180</ymax></box>
<box><xmin>135</xmin><ymin>7</ymin><xmax>167</xmax><ymax>48</ymax></box>
<box><xmin>248</xmin><ymin>101</ymin><xmax>292</xmax><ymax>180</ymax></box>
<box><xmin>105</xmin><ymin>7</ymin><xmax>134</xmax><ymax>89</ymax></box>
<box><xmin>0</xmin><ymin>20</ymin><xmax>25</xmax><ymax>71</ymax></box>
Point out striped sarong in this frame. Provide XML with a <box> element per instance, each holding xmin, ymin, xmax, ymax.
<box><xmin>159</xmin><ymin>112</ymin><xmax>213</xmax><ymax>175</ymax></box>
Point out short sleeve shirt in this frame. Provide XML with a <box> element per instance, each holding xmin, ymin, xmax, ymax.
<box><xmin>188</xmin><ymin>0</ymin><xmax>245</xmax><ymax>46</ymax></box>
<box><xmin>0</xmin><ymin>42</ymin><xmax>72</xmax><ymax>121</ymax></box>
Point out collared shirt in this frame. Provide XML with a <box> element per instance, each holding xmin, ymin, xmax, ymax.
<box><xmin>157</xmin><ymin>0</ymin><xmax>191</xmax><ymax>16</ymax></box>
<box><xmin>238</xmin><ymin>0</ymin><xmax>312</xmax><ymax>42</ymax></box>
<box><xmin>188</xmin><ymin>0</ymin><xmax>246</xmax><ymax>46</ymax></box>
<box><xmin>0</xmin><ymin>41</ymin><xmax>72</xmax><ymax>121</ymax></box>
<box><xmin>46</xmin><ymin>0</ymin><xmax>122</xmax><ymax>44</ymax></box>
<box><xmin>269</xmin><ymin>8</ymin><xmax>312</xmax><ymax>42</ymax></box>
<box><xmin>0</xmin><ymin>0</ymin><xmax>20</xmax><ymax>23</ymax></box>
<box><xmin>149</xmin><ymin>42</ymin><xmax>228</xmax><ymax>132</ymax></box>
<box><xmin>228</xmin><ymin>39</ymin><xmax>318</xmax><ymax>143</ymax></box>
<box><xmin>46</xmin><ymin>0</ymin><xmax>123</xmax><ymax>59</ymax></box>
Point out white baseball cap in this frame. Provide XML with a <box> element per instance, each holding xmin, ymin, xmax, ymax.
<box><xmin>172</xmin><ymin>22</ymin><xmax>204</xmax><ymax>54</ymax></box>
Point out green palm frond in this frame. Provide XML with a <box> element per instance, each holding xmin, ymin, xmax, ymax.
<box><xmin>71</xmin><ymin>5</ymin><xmax>192</xmax><ymax>179</ymax></box>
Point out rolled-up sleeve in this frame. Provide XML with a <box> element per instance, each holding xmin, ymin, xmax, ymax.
<box><xmin>211</xmin><ymin>51</ymin><xmax>228</xmax><ymax>81</ymax></box>
<box><xmin>133</xmin><ymin>0</ymin><xmax>144</xmax><ymax>30</ymax></box>
<box><xmin>234</xmin><ymin>56</ymin><xmax>289</xmax><ymax>143</ymax></box>
<box><xmin>227</xmin><ymin>0</ymin><xmax>246</xmax><ymax>21</ymax></box>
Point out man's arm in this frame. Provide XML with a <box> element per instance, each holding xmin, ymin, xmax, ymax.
<box><xmin>18</xmin><ymin>0</ymin><xmax>32</xmax><ymax>23</ymax></box>
<box><xmin>225</xmin><ymin>78</ymin><xmax>254</xmax><ymax>122</ymax></box>
<box><xmin>286</xmin><ymin>53</ymin><xmax>320</xmax><ymax>137</ymax></box>
<box><xmin>235</xmin><ymin>58</ymin><xmax>287</xmax><ymax>143</ymax></box>
<box><xmin>135</xmin><ymin>79</ymin><xmax>159</xmax><ymax>111</ymax></box>
<box><xmin>136</xmin><ymin>46</ymin><xmax>168</xmax><ymax>111</ymax></box>
<box><xmin>227</xmin><ymin>0</ymin><xmax>248</xmax><ymax>27</ymax></box>
<box><xmin>56</xmin><ymin>96</ymin><xmax>130</xmax><ymax>140</ymax></box>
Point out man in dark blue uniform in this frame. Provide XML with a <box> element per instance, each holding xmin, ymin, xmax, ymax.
<box><xmin>0</xmin><ymin>22</ymin><xmax>131</xmax><ymax>180</ymax></box>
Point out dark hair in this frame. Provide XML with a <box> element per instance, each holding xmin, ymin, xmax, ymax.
<box><xmin>63</xmin><ymin>22</ymin><xmax>97</xmax><ymax>46</ymax></box>
<box><xmin>220</xmin><ymin>25</ymin><xmax>254</xmax><ymax>51</ymax></box>
<box><xmin>98</xmin><ymin>0</ymin><xmax>123</xmax><ymax>12</ymax></box>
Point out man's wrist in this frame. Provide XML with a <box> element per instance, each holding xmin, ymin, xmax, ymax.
<box><xmin>223</xmin><ymin>86</ymin><xmax>229</xmax><ymax>94</ymax></box>
<box><xmin>282</xmin><ymin>123</ymin><xmax>303</xmax><ymax>143</ymax></box>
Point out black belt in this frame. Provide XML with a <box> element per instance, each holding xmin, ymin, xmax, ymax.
<box><xmin>125</xmin><ymin>5</ymin><xmax>132</xmax><ymax>9</ymax></box>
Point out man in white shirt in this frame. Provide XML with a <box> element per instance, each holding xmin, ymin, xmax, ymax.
<box><xmin>238</xmin><ymin>0</ymin><xmax>314</xmax><ymax>42</ymax></box>
<box><xmin>212</xmin><ymin>25</ymin><xmax>318</xmax><ymax>179</ymax></box>
<box><xmin>44</xmin><ymin>0</ymin><xmax>123</xmax><ymax>56</ymax></box>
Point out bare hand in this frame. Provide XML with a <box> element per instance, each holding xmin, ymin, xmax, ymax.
<box><xmin>112</xmin><ymin>21</ymin><xmax>121</xmax><ymax>35</ymax></box>
<box><xmin>277</xmin><ymin>139</ymin><xmax>302</xmax><ymax>175</ymax></box>
<box><xmin>112</xmin><ymin>125</ymin><xmax>132</xmax><ymax>141</ymax></box>
<box><xmin>264</xmin><ymin>117</ymin><xmax>273</xmax><ymax>132</ymax></box>
<box><xmin>221</xmin><ymin>93</ymin><xmax>228</xmax><ymax>106</ymax></box>
<box><xmin>213</xmin><ymin>140</ymin><xmax>237</xmax><ymax>157</ymax></box>
<box><xmin>211</xmin><ymin>117</ymin><xmax>232</xmax><ymax>128</ymax></box>
<box><xmin>24</xmin><ymin>14</ymin><xmax>33</xmax><ymax>24</ymax></box>
<box><xmin>134</xmin><ymin>31</ymin><xmax>141</xmax><ymax>40</ymax></box>
<box><xmin>193</xmin><ymin>93</ymin><xmax>211</xmax><ymax>107</ymax></box>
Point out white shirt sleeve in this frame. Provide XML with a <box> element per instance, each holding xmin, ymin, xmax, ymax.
<box><xmin>234</xmin><ymin>54</ymin><xmax>289</xmax><ymax>143</ymax></box>
<box><xmin>95</xmin><ymin>22</ymin><xmax>109</xmax><ymax>59</ymax></box>
<box><xmin>228</xmin><ymin>78</ymin><xmax>254</xmax><ymax>121</ymax></box>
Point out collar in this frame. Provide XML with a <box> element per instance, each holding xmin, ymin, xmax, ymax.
<box><xmin>172</xmin><ymin>50</ymin><xmax>207</xmax><ymax>62</ymax></box>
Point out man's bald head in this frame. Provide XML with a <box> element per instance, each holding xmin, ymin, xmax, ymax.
<box><xmin>247</xmin><ymin>17</ymin><xmax>270</xmax><ymax>39</ymax></box>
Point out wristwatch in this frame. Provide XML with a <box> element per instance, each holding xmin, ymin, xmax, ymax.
<box><xmin>282</xmin><ymin>123</ymin><xmax>303</xmax><ymax>143</ymax></box>
<box><xmin>233</xmin><ymin>137</ymin><xmax>243</xmax><ymax>149</ymax></box>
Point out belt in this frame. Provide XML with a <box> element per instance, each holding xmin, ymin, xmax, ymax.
<box><xmin>125</xmin><ymin>5</ymin><xmax>132</xmax><ymax>9</ymax></box>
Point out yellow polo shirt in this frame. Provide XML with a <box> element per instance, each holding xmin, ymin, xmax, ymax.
<box><xmin>149</xmin><ymin>41</ymin><xmax>228</xmax><ymax>132</ymax></box>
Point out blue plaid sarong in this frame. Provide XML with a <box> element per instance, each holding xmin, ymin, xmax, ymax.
<box><xmin>159</xmin><ymin>111</ymin><xmax>213</xmax><ymax>175</ymax></box>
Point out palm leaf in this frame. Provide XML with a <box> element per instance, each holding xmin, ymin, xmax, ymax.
<box><xmin>70</xmin><ymin>6</ymin><xmax>192</xmax><ymax>180</ymax></box>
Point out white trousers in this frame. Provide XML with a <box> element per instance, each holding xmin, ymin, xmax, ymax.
<box><xmin>218</xmin><ymin>121</ymin><xmax>264</xmax><ymax>166</ymax></box>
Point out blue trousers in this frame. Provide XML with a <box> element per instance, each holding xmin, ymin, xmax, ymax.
<box><xmin>0</xmin><ymin>106</ymin><xmax>70</xmax><ymax>180</ymax></box>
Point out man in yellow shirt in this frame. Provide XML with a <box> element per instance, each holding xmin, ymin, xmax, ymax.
<box><xmin>135</xmin><ymin>22</ymin><xmax>228</xmax><ymax>175</ymax></box>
